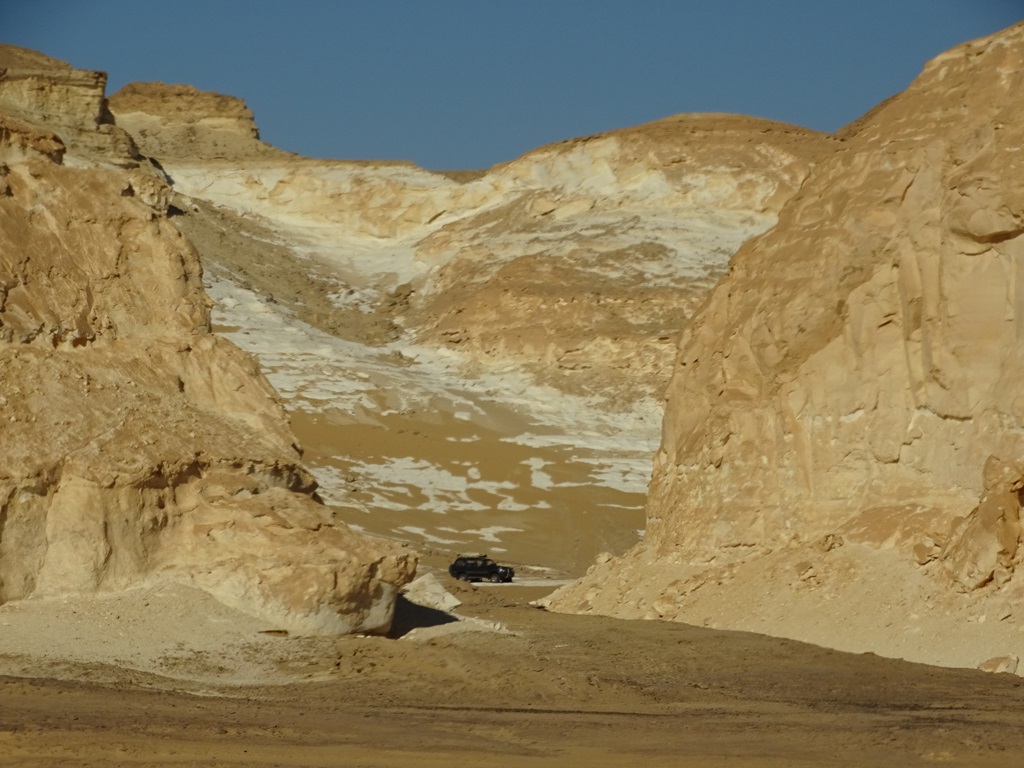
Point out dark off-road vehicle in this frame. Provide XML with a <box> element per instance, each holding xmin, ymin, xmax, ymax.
<box><xmin>448</xmin><ymin>554</ymin><xmax>515</xmax><ymax>583</ymax></box>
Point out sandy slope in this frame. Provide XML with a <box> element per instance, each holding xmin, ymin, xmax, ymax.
<box><xmin>201</xmin><ymin>271</ymin><xmax>654</xmax><ymax>575</ymax></box>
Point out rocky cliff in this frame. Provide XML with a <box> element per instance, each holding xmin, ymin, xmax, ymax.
<box><xmin>114</xmin><ymin>89</ymin><xmax>833</xmax><ymax>406</ymax></box>
<box><xmin>106</xmin><ymin>79</ymin><xmax>834</xmax><ymax>571</ymax></box>
<box><xmin>408</xmin><ymin>114</ymin><xmax>834</xmax><ymax>407</ymax></box>
<box><xmin>544</xmin><ymin>23</ymin><xmax>1024</xmax><ymax>669</ymax></box>
<box><xmin>0</xmin><ymin>45</ymin><xmax>138</xmax><ymax>163</ymax></box>
<box><xmin>110</xmin><ymin>81</ymin><xmax>286</xmax><ymax>161</ymax></box>
<box><xmin>0</xmin><ymin>45</ymin><xmax>415</xmax><ymax>634</ymax></box>
<box><xmin>7</xmin><ymin>23</ymin><xmax>1021</xmax><ymax>669</ymax></box>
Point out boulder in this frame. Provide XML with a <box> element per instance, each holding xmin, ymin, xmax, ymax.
<box><xmin>978</xmin><ymin>655</ymin><xmax>1019</xmax><ymax>675</ymax></box>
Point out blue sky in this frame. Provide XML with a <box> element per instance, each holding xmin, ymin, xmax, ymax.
<box><xmin>4</xmin><ymin>1</ymin><xmax>1022</xmax><ymax>169</ymax></box>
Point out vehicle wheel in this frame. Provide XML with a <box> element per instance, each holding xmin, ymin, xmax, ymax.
<box><xmin>457</xmin><ymin>573</ymin><xmax>471</xmax><ymax>582</ymax></box>
<box><xmin>489</xmin><ymin>574</ymin><xmax>502</xmax><ymax>583</ymax></box>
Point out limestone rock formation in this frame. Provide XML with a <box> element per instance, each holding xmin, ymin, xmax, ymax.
<box><xmin>110</xmin><ymin>82</ymin><xmax>287</xmax><ymax>161</ymax></box>
<box><xmin>106</xmin><ymin>79</ymin><xmax>834</xmax><ymax>569</ymax></box>
<box><xmin>545</xmin><ymin>23</ymin><xmax>1024</xmax><ymax>668</ymax></box>
<box><xmin>941</xmin><ymin>458</ymin><xmax>1022</xmax><ymax>591</ymax></box>
<box><xmin>0</xmin><ymin>45</ymin><xmax>138</xmax><ymax>163</ymax></box>
<box><xmin>115</xmin><ymin>85</ymin><xmax>833</xmax><ymax>406</ymax></box>
<box><xmin>408</xmin><ymin>115</ymin><xmax>835</xmax><ymax>406</ymax></box>
<box><xmin>0</xmin><ymin>45</ymin><xmax>415</xmax><ymax>634</ymax></box>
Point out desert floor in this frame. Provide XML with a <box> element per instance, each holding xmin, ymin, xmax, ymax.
<box><xmin>3</xmin><ymin>568</ymin><xmax>1024</xmax><ymax>767</ymax></box>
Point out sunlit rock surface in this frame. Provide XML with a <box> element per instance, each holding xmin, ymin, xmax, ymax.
<box><xmin>110</xmin><ymin>79</ymin><xmax>833</xmax><ymax>573</ymax></box>
<box><xmin>544</xmin><ymin>23</ymin><xmax>1024</xmax><ymax>669</ymax></box>
<box><xmin>0</xmin><ymin>45</ymin><xmax>415</xmax><ymax>635</ymax></box>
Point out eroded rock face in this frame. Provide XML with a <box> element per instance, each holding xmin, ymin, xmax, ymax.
<box><xmin>655</xmin><ymin>23</ymin><xmax>1024</xmax><ymax>560</ymax></box>
<box><xmin>0</xmin><ymin>46</ymin><xmax>415</xmax><ymax>635</ymax></box>
<box><xmin>941</xmin><ymin>458</ymin><xmax>1023</xmax><ymax>592</ymax></box>
<box><xmin>110</xmin><ymin>82</ymin><xmax>285</xmax><ymax>161</ymax></box>
<box><xmin>545</xmin><ymin>23</ymin><xmax>1024</xmax><ymax>668</ymax></box>
<box><xmin>409</xmin><ymin>115</ymin><xmax>835</xmax><ymax>406</ymax></box>
<box><xmin>0</xmin><ymin>45</ymin><xmax>138</xmax><ymax>163</ymax></box>
<box><xmin>111</xmin><ymin>82</ymin><xmax>834</xmax><ymax>408</ymax></box>
<box><xmin>104</xmin><ymin>82</ymin><xmax>836</xmax><ymax>569</ymax></box>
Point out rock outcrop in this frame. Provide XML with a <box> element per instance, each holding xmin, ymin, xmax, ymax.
<box><xmin>106</xmin><ymin>80</ymin><xmax>834</xmax><ymax>569</ymax></box>
<box><xmin>110</xmin><ymin>81</ymin><xmax>834</xmax><ymax>407</ymax></box>
<box><xmin>544</xmin><ymin>23</ymin><xmax>1024</xmax><ymax>668</ymax></box>
<box><xmin>0</xmin><ymin>45</ymin><xmax>415</xmax><ymax>635</ymax></box>
<box><xmin>0</xmin><ymin>45</ymin><xmax>138</xmax><ymax>163</ymax></box>
<box><xmin>110</xmin><ymin>82</ymin><xmax>287</xmax><ymax>161</ymax></box>
<box><xmin>408</xmin><ymin>114</ymin><xmax>835</xmax><ymax>406</ymax></box>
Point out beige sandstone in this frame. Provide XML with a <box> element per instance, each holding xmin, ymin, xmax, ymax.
<box><xmin>109</xmin><ymin>81</ymin><xmax>288</xmax><ymax>161</ymax></box>
<box><xmin>45</xmin><ymin>22</ymin><xmax>1024</xmax><ymax>670</ymax></box>
<box><xmin>6</xmin><ymin>27</ymin><xmax>1024</xmax><ymax>767</ymax></box>
<box><xmin>545</xmin><ymin>23</ymin><xmax>1024</xmax><ymax>669</ymax></box>
<box><xmin>0</xmin><ymin>44</ymin><xmax>138</xmax><ymax>163</ymax></box>
<box><xmin>0</xmin><ymin>45</ymin><xmax>415</xmax><ymax>635</ymax></box>
<box><xmin>102</xmin><ymin>81</ymin><xmax>834</xmax><ymax>573</ymax></box>
<box><xmin>408</xmin><ymin>114</ymin><xmax>836</xmax><ymax>406</ymax></box>
<box><xmin>111</xmin><ymin>82</ymin><xmax>833</xmax><ymax>408</ymax></box>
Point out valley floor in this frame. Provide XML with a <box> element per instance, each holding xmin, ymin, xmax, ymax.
<box><xmin>2</xmin><ymin>580</ymin><xmax>1023</xmax><ymax>766</ymax></box>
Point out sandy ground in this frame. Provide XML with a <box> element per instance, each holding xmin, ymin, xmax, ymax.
<box><xmin>2</xmin><ymin>576</ymin><xmax>1024</xmax><ymax>766</ymax></box>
